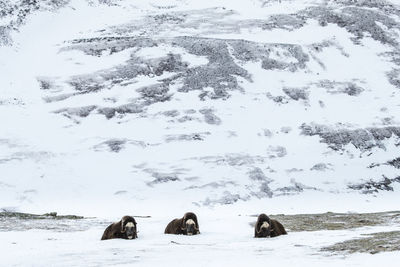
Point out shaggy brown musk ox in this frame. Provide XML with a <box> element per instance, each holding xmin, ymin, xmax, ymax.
<box><xmin>254</xmin><ymin>213</ymin><xmax>287</xmax><ymax>238</ymax></box>
<box><xmin>164</xmin><ymin>212</ymin><xmax>200</xmax><ymax>235</ymax></box>
<box><xmin>101</xmin><ymin>216</ymin><xmax>138</xmax><ymax>240</ymax></box>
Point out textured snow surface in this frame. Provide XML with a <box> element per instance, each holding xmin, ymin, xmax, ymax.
<box><xmin>1</xmin><ymin>0</ymin><xmax>400</xmax><ymax>264</ymax></box>
<box><xmin>1</xmin><ymin>212</ymin><xmax>400</xmax><ymax>267</ymax></box>
<box><xmin>1</xmin><ymin>0</ymin><xmax>400</xmax><ymax>214</ymax></box>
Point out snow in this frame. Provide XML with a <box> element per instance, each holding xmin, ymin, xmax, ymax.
<box><xmin>1</xmin><ymin>216</ymin><xmax>400</xmax><ymax>267</ymax></box>
<box><xmin>1</xmin><ymin>0</ymin><xmax>400</xmax><ymax>265</ymax></box>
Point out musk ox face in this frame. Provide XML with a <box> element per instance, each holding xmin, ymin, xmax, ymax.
<box><xmin>255</xmin><ymin>213</ymin><xmax>274</xmax><ymax>238</ymax></box>
<box><xmin>123</xmin><ymin>222</ymin><xmax>137</xmax><ymax>239</ymax></box>
<box><xmin>257</xmin><ymin>221</ymin><xmax>271</xmax><ymax>237</ymax></box>
<box><xmin>121</xmin><ymin>217</ymin><xmax>137</xmax><ymax>239</ymax></box>
<box><xmin>184</xmin><ymin>219</ymin><xmax>196</xmax><ymax>236</ymax></box>
<box><xmin>181</xmin><ymin>213</ymin><xmax>200</xmax><ymax>235</ymax></box>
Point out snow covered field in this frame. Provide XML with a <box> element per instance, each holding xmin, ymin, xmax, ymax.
<box><xmin>1</xmin><ymin>211</ymin><xmax>400</xmax><ymax>266</ymax></box>
<box><xmin>1</xmin><ymin>0</ymin><xmax>400</xmax><ymax>265</ymax></box>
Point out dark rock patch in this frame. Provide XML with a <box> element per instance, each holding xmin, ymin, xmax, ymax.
<box><xmin>321</xmin><ymin>231</ymin><xmax>400</xmax><ymax>255</ymax></box>
<box><xmin>97</xmin><ymin>102</ymin><xmax>144</xmax><ymax>119</ymax></box>
<box><xmin>311</xmin><ymin>163</ymin><xmax>333</xmax><ymax>171</ymax></box>
<box><xmin>348</xmin><ymin>176</ymin><xmax>400</xmax><ymax>194</ymax></box>
<box><xmin>283</xmin><ymin>87</ymin><xmax>309</xmax><ymax>100</ymax></box>
<box><xmin>199</xmin><ymin>109</ymin><xmax>222</xmax><ymax>125</ymax></box>
<box><xmin>388</xmin><ymin>157</ymin><xmax>400</xmax><ymax>168</ymax></box>
<box><xmin>54</xmin><ymin>105</ymin><xmax>97</xmax><ymax>118</ymax></box>
<box><xmin>275</xmin><ymin>179</ymin><xmax>319</xmax><ymax>195</ymax></box>
<box><xmin>315</xmin><ymin>80</ymin><xmax>364</xmax><ymax>96</ymax></box>
<box><xmin>147</xmin><ymin>173</ymin><xmax>180</xmax><ymax>186</ymax></box>
<box><xmin>165</xmin><ymin>132</ymin><xmax>210</xmax><ymax>142</ymax></box>
<box><xmin>300</xmin><ymin>123</ymin><xmax>400</xmax><ymax>151</ymax></box>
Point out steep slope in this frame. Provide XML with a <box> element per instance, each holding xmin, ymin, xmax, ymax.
<box><xmin>0</xmin><ymin>0</ymin><xmax>400</xmax><ymax>216</ymax></box>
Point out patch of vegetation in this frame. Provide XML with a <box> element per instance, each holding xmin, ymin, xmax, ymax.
<box><xmin>0</xmin><ymin>211</ymin><xmax>84</xmax><ymax>220</ymax></box>
<box><xmin>321</xmin><ymin>231</ymin><xmax>400</xmax><ymax>254</ymax></box>
<box><xmin>248</xmin><ymin>211</ymin><xmax>400</xmax><ymax>232</ymax></box>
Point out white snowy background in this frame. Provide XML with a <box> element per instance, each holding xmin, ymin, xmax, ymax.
<box><xmin>1</xmin><ymin>0</ymin><xmax>400</xmax><ymax>266</ymax></box>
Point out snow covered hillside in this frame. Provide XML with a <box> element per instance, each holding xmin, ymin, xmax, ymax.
<box><xmin>1</xmin><ymin>0</ymin><xmax>400</xmax><ymax>216</ymax></box>
<box><xmin>1</xmin><ymin>0</ymin><xmax>400</xmax><ymax>266</ymax></box>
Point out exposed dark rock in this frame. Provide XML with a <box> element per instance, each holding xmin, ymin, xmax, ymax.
<box><xmin>315</xmin><ymin>80</ymin><xmax>364</xmax><ymax>96</ymax></box>
<box><xmin>248</xmin><ymin>167</ymin><xmax>271</xmax><ymax>182</ymax></box>
<box><xmin>101</xmin><ymin>139</ymin><xmax>126</xmax><ymax>153</ymax></box>
<box><xmin>275</xmin><ymin>179</ymin><xmax>319</xmax><ymax>195</ymax></box>
<box><xmin>267</xmin><ymin>145</ymin><xmax>287</xmax><ymax>158</ymax></box>
<box><xmin>185</xmin><ymin>181</ymin><xmax>236</xmax><ymax>190</ymax></box>
<box><xmin>348</xmin><ymin>176</ymin><xmax>400</xmax><ymax>194</ymax></box>
<box><xmin>137</xmin><ymin>83</ymin><xmax>171</xmax><ymax>103</ymax></box>
<box><xmin>300</xmin><ymin>123</ymin><xmax>400</xmax><ymax>151</ymax></box>
<box><xmin>387</xmin><ymin>69</ymin><xmax>400</xmax><ymax>89</ymax></box>
<box><xmin>300</xmin><ymin>6</ymin><xmax>399</xmax><ymax>45</ymax></box>
<box><xmin>263</xmin><ymin>129</ymin><xmax>273</xmax><ymax>137</ymax></box>
<box><xmin>310</xmin><ymin>163</ymin><xmax>333</xmax><ymax>171</ymax></box>
<box><xmin>280</xmin><ymin>127</ymin><xmax>292</xmax><ymax>133</ymax></box>
<box><xmin>114</xmin><ymin>190</ymin><xmax>128</xmax><ymax>195</ymax></box>
<box><xmin>203</xmin><ymin>191</ymin><xmax>249</xmax><ymax>206</ymax></box>
<box><xmin>147</xmin><ymin>173</ymin><xmax>180</xmax><ymax>186</ymax></box>
<box><xmin>261</xmin><ymin>45</ymin><xmax>309</xmax><ymax>72</ymax></box>
<box><xmin>165</xmin><ymin>132</ymin><xmax>210</xmax><ymax>142</ymax></box>
<box><xmin>0</xmin><ymin>26</ymin><xmax>12</xmax><ymax>46</ymax></box>
<box><xmin>388</xmin><ymin>157</ymin><xmax>400</xmax><ymax>168</ymax></box>
<box><xmin>199</xmin><ymin>109</ymin><xmax>222</xmax><ymax>125</ymax></box>
<box><xmin>54</xmin><ymin>106</ymin><xmax>97</xmax><ymax>118</ymax></box>
<box><xmin>198</xmin><ymin>154</ymin><xmax>266</xmax><ymax>166</ymax></box>
<box><xmin>97</xmin><ymin>103</ymin><xmax>143</xmax><ymax>119</ymax></box>
<box><xmin>261</xmin><ymin>14</ymin><xmax>305</xmax><ymax>30</ymax></box>
<box><xmin>177</xmin><ymin>115</ymin><xmax>200</xmax><ymax>123</ymax></box>
<box><xmin>0</xmin><ymin>211</ymin><xmax>83</xmax><ymax>220</ymax></box>
<box><xmin>162</xmin><ymin>110</ymin><xmax>180</xmax><ymax>117</ymax></box>
<box><xmin>283</xmin><ymin>87</ymin><xmax>308</xmax><ymax>100</ymax></box>
<box><xmin>266</xmin><ymin>93</ymin><xmax>289</xmax><ymax>104</ymax></box>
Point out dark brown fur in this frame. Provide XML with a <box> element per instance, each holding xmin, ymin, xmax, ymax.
<box><xmin>254</xmin><ymin>213</ymin><xmax>287</xmax><ymax>238</ymax></box>
<box><xmin>101</xmin><ymin>216</ymin><xmax>138</xmax><ymax>240</ymax></box>
<box><xmin>164</xmin><ymin>212</ymin><xmax>200</xmax><ymax>235</ymax></box>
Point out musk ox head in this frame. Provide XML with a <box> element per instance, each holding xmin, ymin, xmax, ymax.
<box><xmin>121</xmin><ymin>216</ymin><xmax>137</xmax><ymax>239</ymax></box>
<box><xmin>181</xmin><ymin>212</ymin><xmax>200</xmax><ymax>235</ymax></box>
<box><xmin>255</xmin><ymin>214</ymin><xmax>273</xmax><ymax>237</ymax></box>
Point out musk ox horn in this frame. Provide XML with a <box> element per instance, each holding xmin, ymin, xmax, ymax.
<box><xmin>181</xmin><ymin>218</ymin><xmax>187</xmax><ymax>230</ymax></box>
<box><xmin>121</xmin><ymin>218</ymin><xmax>126</xmax><ymax>233</ymax></box>
<box><xmin>256</xmin><ymin>221</ymin><xmax>270</xmax><ymax>234</ymax></box>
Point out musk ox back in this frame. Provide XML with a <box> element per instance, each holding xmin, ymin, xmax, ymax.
<box><xmin>101</xmin><ymin>216</ymin><xmax>138</xmax><ymax>240</ymax></box>
<box><xmin>254</xmin><ymin>213</ymin><xmax>287</xmax><ymax>238</ymax></box>
<box><xmin>164</xmin><ymin>212</ymin><xmax>200</xmax><ymax>235</ymax></box>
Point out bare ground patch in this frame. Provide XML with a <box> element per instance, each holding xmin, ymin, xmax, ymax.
<box><xmin>321</xmin><ymin>231</ymin><xmax>400</xmax><ymax>254</ymax></box>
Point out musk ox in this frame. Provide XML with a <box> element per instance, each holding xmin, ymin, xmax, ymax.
<box><xmin>254</xmin><ymin>213</ymin><xmax>287</xmax><ymax>238</ymax></box>
<box><xmin>101</xmin><ymin>216</ymin><xmax>138</xmax><ymax>240</ymax></box>
<box><xmin>164</xmin><ymin>212</ymin><xmax>200</xmax><ymax>235</ymax></box>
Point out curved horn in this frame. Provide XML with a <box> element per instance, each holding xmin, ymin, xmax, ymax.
<box><xmin>121</xmin><ymin>218</ymin><xmax>126</xmax><ymax>233</ymax></box>
<box><xmin>256</xmin><ymin>222</ymin><xmax>270</xmax><ymax>234</ymax></box>
<box><xmin>181</xmin><ymin>216</ymin><xmax>187</xmax><ymax>230</ymax></box>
